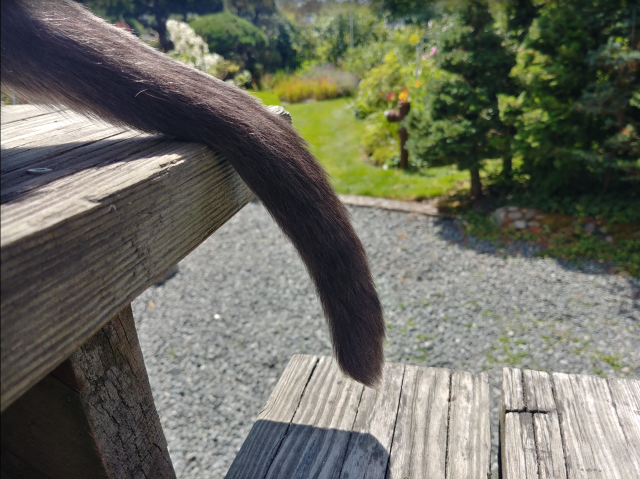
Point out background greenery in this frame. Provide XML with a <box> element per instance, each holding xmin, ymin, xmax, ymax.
<box><xmin>72</xmin><ymin>0</ymin><xmax>639</xmax><ymax>274</ymax></box>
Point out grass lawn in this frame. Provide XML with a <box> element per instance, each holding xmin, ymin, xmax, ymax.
<box><xmin>282</xmin><ymin>98</ymin><xmax>468</xmax><ymax>199</ymax></box>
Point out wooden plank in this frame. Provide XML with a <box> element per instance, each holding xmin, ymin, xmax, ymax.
<box><xmin>0</xmin><ymin>373</ymin><xmax>110</xmax><ymax>479</ymax></box>
<box><xmin>0</xmin><ymin>447</ymin><xmax>52</xmax><ymax>479</ymax></box>
<box><xmin>1</xmin><ymin>131</ymin><xmax>157</xmax><ymax>203</ymax></box>
<box><xmin>386</xmin><ymin>366</ymin><xmax>450</xmax><ymax>479</ymax></box>
<box><xmin>1</xmin><ymin>107</ymin><xmax>255</xmax><ymax>411</ymax></box>
<box><xmin>534</xmin><ymin>412</ymin><xmax>567</xmax><ymax>479</ymax></box>
<box><xmin>264</xmin><ymin>356</ymin><xmax>364</xmax><ymax>478</ymax></box>
<box><xmin>1</xmin><ymin>305</ymin><xmax>175</xmax><ymax>478</ymax></box>
<box><xmin>503</xmin><ymin>412</ymin><xmax>538</xmax><ymax>479</ymax></box>
<box><xmin>553</xmin><ymin>372</ymin><xmax>640</xmax><ymax>479</ymax></box>
<box><xmin>0</xmin><ymin>105</ymin><xmax>55</xmax><ymax>125</ymax></box>
<box><xmin>446</xmin><ymin>371</ymin><xmax>491</xmax><ymax>479</ymax></box>
<box><xmin>523</xmin><ymin>369</ymin><xmax>556</xmax><ymax>412</ymax></box>
<box><xmin>1</xmin><ymin>113</ymin><xmax>85</xmax><ymax>146</ymax></box>
<box><xmin>1</xmin><ymin>121</ymin><xmax>127</xmax><ymax>169</ymax></box>
<box><xmin>339</xmin><ymin>362</ymin><xmax>404</xmax><ymax>479</ymax></box>
<box><xmin>503</xmin><ymin>367</ymin><xmax>525</xmax><ymax>411</ymax></box>
<box><xmin>69</xmin><ymin>304</ymin><xmax>175</xmax><ymax>478</ymax></box>
<box><xmin>607</xmin><ymin>378</ymin><xmax>640</xmax><ymax>464</ymax></box>
<box><xmin>225</xmin><ymin>355</ymin><xmax>319</xmax><ymax>479</ymax></box>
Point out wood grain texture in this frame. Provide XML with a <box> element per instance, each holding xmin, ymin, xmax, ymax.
<box><xmin>1</xmin><ymin>375</ymin><xmax>109</xmax><ymax>479</ymax></box>
<box><xmin>607</xmin><ymin>378</ymin><xmax>640</xmax><ymax>464</ymax></box>
<box><xmin>446</xmin><ymin>371</ymin><xmax>491</xmax><ymax>479</ymax></box>
<box><xmin>340</xmin><ymin>362</ymin><xmax>405</xmax><ymax>479</ymax></box>
<box><xmin>553</xmin><ymin>372</ymin><xmax>640</xmax><ymax>479</ymax></box>
<box><xmin>225</xmin><ymin>355</ymin><xmax>319</xmax><ymax>479</ymax></box>
<box><xmin>1</xmin><ymin>106</ymin><xmax>254</xmax><ymax>410</ymax></box>
<box><xmin>70</xmin><ymin>304</ymin><xmax>176</xmax><ymax>478</ymax></box>
<box><xmin>502</xmin><ymin>367</ymin><xmax>525</xmax><ymax>412</ymax></box>
<box><xmin>386</xmin><ymin>366</ymin><xmax>451</xmax><ymax>479</ymax></box>
<box><xmin>1</xmin><ymin>104</ymin><xmax>51</xmax><ymax>125</ymax></box>
<box><xmin>534</xmin><ymin>412</ymin><xmax>567</xmax><ymax>479</ymax></box>
<box><xmin>523</xmin><ymin>369</ymin><xmax>555</xmax><ymax>412</ymax></box>
<box><xmin>227</xmin><ymin>357</ymin><xmax>493</xmax><ymax>479</ymax></box>
<box><xmin>265</xmin><ymin>356</ymin><xmax>364</xmax><ymax>479</ymax></box>
<box><xmin>503</xmin><ymin>413</ymin><xmax>539</xmax><ymax>479</ymax></box>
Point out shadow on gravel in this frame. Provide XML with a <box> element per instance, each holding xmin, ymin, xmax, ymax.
<box><xmin>226</xmin><ymin>421</ymin><xmax>388</xmax><ymax>478</ymax></box>
<box><xmin>434</xmin><ymin>218</ymin><xmax>638</xmax><ymax>283</ymax></box>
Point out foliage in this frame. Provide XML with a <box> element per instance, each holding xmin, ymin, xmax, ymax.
<box><xmin>361</xmin><ymin>112</ymin><xmax>400</xmax><ymax>167</ymax></box>
<box><xmin>370</xmin><ymin>0</ymin><xmax>437</xmax><ymax>24</ymax></box>
<box><xmin>298</xmin><ymin>64</ymin><xmax>359</xmax><ymax>97</ymax></box>
<box><xmin>343</xmin><ymin>24</ymin><xmax>423</xmax><ymax>80</ymax></box>
<box><xmin>456</xmin><ymin>208</ymin><xmax>640</xmax><ymax>277</ymax></box>
<box><xmin>307</xmin><ymin>5</ymin><xmax>389</xmax><ymax>66</ymax></box>
<box><xmin>189</xmin><ymin>12</ymin><xmax>267</xmax><ymax>80</ymax></box>
<box><xmin>406</xmin><ymin>1</ymin><xmax>514</xmax><ymax>196</ymax></box>
<box><xmin>273</xmin><ymin>76</ymin><xmax>339</xmax><ymax>103</ymax></box>
<box><xmin>499</xmin><ymin>0</ymin><xmax>639</xmax><ymax>197</ymax></box>
<box><xmin>354</xmin><ymin>51</ymin><xmax>414</xmax><ymax>118</ymax></box>
<box><xmin>81</xmin><ymin>0</ymin><xmax>223</xmax><ymax>51</ymax></box>
<box><xmin>165</xmin><ymin>20</ymin><xmax>228</xmax><ymax>78</ymax></box>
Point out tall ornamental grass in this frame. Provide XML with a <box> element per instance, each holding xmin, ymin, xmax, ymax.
<box><xmin>273</xmin><ymin>77</ymin><xmax>340</xmax><ymax>103</ymax></box>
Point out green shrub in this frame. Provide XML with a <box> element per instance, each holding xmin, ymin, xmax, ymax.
<box><xmin>361</xmin><ymin>112</ymin><xmax>400</xmax><ymax>167</ymax></box>
<box><xmin>310</xmin><ymin>5</ymin><xmax>388</xmax><ymax>65</ymax></box>
<box><xmin>190</xmin><ymin>12</ymin><xmax>268</xmax><ymax>76</ymax></box>
<box><xmin>354</xmin><ymin>51</ymin><xmax>413</xmax><ymax>118</ymax></box>
<box><xmin>500</xmin><ymin>1</ymin><xmax>639</xmax><ymax>196</ymax></box>
<box><xmin>343</xmin><ymin>25</ymin><xmax>423</xmax><ymax>80</ymax></box>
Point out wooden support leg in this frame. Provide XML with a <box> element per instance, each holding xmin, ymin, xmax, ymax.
<box><xmin>1</xmin><ymin>305</ymin><xmax>176</xmax><ymax>479</ymax></box>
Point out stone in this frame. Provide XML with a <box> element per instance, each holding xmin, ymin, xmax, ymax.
<box><xmin>508</xmin><ymin>211</ymin><xmax>523</xmax><ymax>220</ymax></box>
<box><xmin>528</xmin><ymin>221</ymin><xmax>540</xmax><ymax>227</ymax></box>
<box><xmin>507</xmin><ymin>206</ymin><xmax>519</xmax><ymax>212</ymax></box>
<box><xmin>513</xmin><ymin>220</ymin><xmax>527</xmax><ymax>229</ymax></box>
<box><xmin>490</xmin><ymin>207</ymin><xmax>508</xmax><ymax>227</ymax></box>
<box><xmin>524</xmin><ymin>209</ymin><xmax>536</xmax><ymax>220</ymax></box>
<box><xmin>583</xmin><ymin>223</ymin><xmax>596</xmax><ymax>234</ymax></box>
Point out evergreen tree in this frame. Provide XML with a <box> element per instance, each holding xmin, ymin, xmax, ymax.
<box><xmin>500</xmin><ymin>0</ymin><xmax>639</xmax><ymax>197</ymax></box>
<box><xmin>407</xmin><ymin>0</ymin><xmax>513</xmax><ymax>198</ymax></box>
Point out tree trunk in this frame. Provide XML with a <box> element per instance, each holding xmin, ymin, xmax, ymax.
<box><xmin>502</xmin><ymin>156</ymin><xmax>513</xmax><ymax>179</ymax></box>
<box><xmin>154</xmin><ymin>12</ymin><xmax>173</xmax><ymax>53</ymax></box>
<box><xmin>398</xmin><ymin>127</ymin><xmax>408</xmax><ymax>169</ymax></box>
<box><xmin>470</xmin><ymin>167</ymin><xmax>483</xmax><ymax>198</ymax></box>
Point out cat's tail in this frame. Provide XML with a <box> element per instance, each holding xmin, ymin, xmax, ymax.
<box><xmin>1</xmin><ymin>0</ymin><xmax>385</xmax><ymax>386</ymax></box>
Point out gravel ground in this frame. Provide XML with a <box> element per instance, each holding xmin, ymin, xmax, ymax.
<box><xmin>132</xmin><ymin>201</ymin><xmax>639</xmax><ymax>478</ymax></box>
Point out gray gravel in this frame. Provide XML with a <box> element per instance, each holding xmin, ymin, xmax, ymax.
<box><xmin>132</xmin><ymin>201</ymin><xmax>640</xmax><ymax>478</ymax></box>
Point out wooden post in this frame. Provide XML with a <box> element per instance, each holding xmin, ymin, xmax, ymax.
<box><xmin>1</xmin><ymin>305</ymin><xmax>176</xmax><ymax>478</ymax></box>
<box><xmin>384</xmin><ymin>101</ymin><xmax>411</xmax><ymax>169</ymax></box>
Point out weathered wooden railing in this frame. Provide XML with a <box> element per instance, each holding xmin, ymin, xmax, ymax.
<box><xmin>2</xmin><ymin>106</ymin><xmax>638</xmax><ymax>478</ymax></box>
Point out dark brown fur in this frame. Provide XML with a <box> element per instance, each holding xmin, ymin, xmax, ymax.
<box><xmin>1</xmin><ymin>0</ymin><xmax>385</xmax><ymax>386</ymax></box>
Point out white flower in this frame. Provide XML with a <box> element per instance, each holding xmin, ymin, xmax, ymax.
<box><xmin>166</xmin><ymin>20</ymin><xmax>226</xmax><ymax>77</ymax></box>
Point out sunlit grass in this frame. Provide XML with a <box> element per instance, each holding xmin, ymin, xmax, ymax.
<box><xmin>286</xmin><ymin>98</ymin><xmax>468</xmax><ymax>199</ymax></box>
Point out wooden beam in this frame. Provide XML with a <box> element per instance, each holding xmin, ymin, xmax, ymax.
<box><xmin>227</xmin><ymin>357</ymin><xmax>491</xmax><ymax>478</ymax></box>
<box><xmin>1</xmin><ymin>305</ymin><xmax>175</xmax><ymax>478</ymax></box>
<box><xmin>501</xmin><ymin>368</ymin><xmax>640</xmax><ymax>479</ymax></box>
<box><xmin>1</xmin><ymin>106</ymin><xmax>254</xmax><ymax>410</ymax></box>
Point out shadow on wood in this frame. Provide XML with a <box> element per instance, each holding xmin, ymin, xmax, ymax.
<box><xmin>226</xmin><ymin>355</ymin><xmax>491</xmax><ymax>479</ymax></box>
<box><xmin>1</xmin><ymin>305</ymin><xmax>175</xmax><ymax>479</ymax></box>
<box><xmin>227</xmin><ymin>422</ymin><xmax>388</xmax><ymax>478</ymax></box>
<box><xmin>1</xmin><ymin>107</ymin><xmax>254</xmax><ymax>411</ymax></box>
